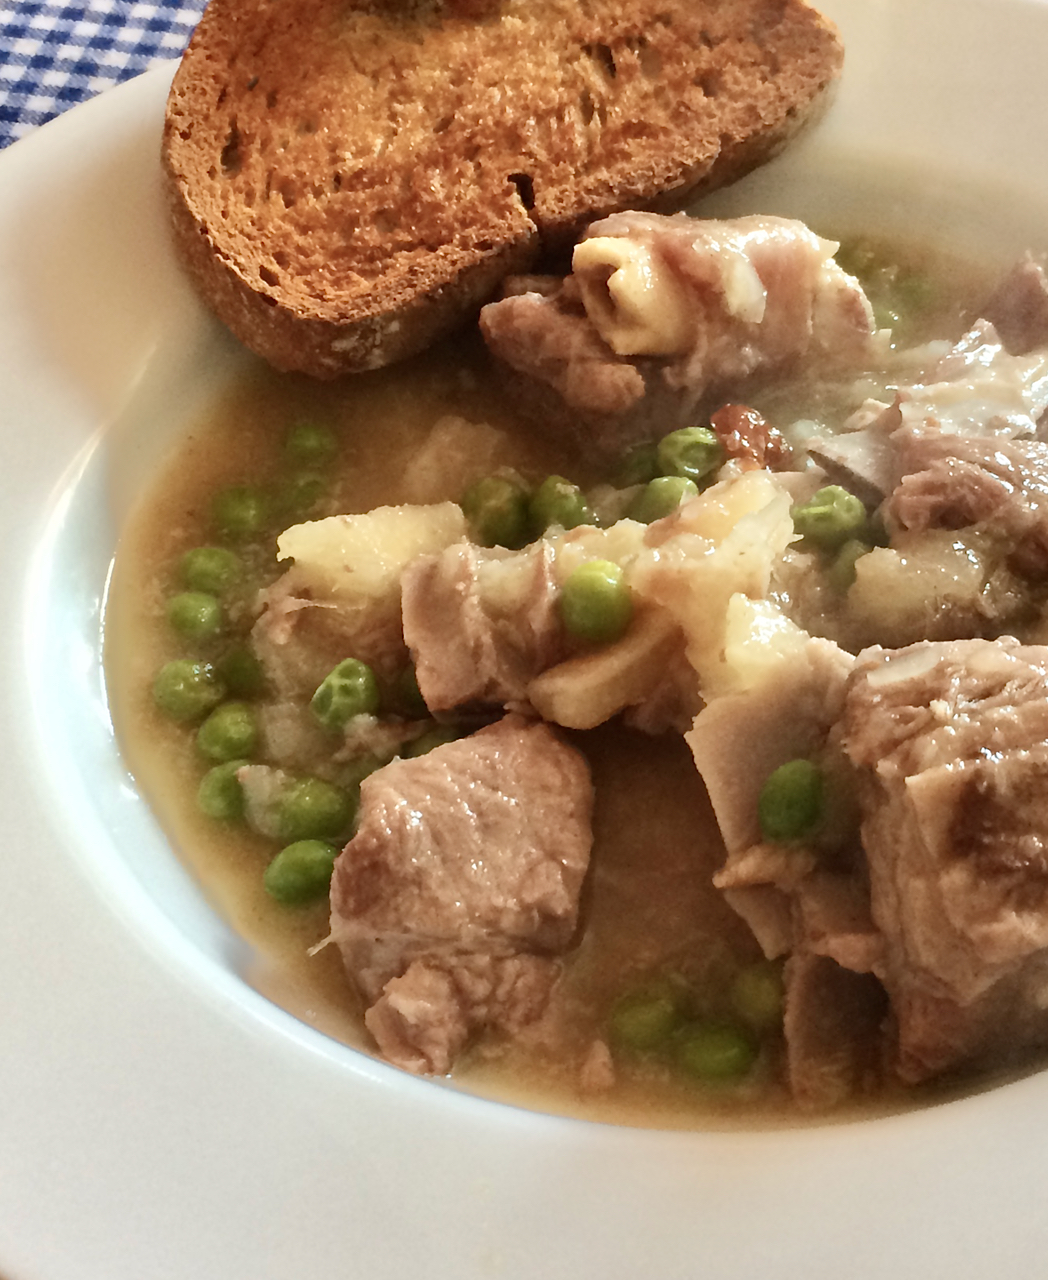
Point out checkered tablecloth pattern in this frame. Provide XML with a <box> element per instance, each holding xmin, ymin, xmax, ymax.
<box><xmin>0</xmin><ymin>0</ymin><xmax>206</xmax><ymax>148</ymax></box>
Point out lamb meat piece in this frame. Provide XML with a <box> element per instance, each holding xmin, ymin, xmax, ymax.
<box><xmin>480</xmin><ymin>212</ymin><xmax>875</xmax><ymax>456</ymax></box>
<box><xmin>479</xmin><ymin>288</ymin><xmax>646</xmax><ymax>417</ymax></box>
<box><xmin>807</xmin><ymin>321</ymin><xmax>1048</xmax><ymax>508</ymax></box>
<box><xmin>574</xmin><ymin>211</ymin><xmax>874</xmax><ymax>370</ymax></box>
<box><xmin>401</xmin><ymin>539</ymin><xmax>562</xmax><ymax>714</ymax></box>
<box><xmin>329</xmin><ymin>714</ymin><xmax>594</xmax><ymax>1073</ymax></box>
<box><xmin>980</xmin><ymin>255</ymin><xmax>1048</xmax><ymax>356</ymax></box>
<box><xmin>886</xmin><ymin>430</ymin><xmax>1048</xmax><ymax>578</ymax></box>
<box><xmin>364</xmin><ymin>954</ymin><xmax>558</xmax><ymax>1076</ymax></box>
<box><xmin>841</xmin><ymin>638</ymin><xmax>1048</xmax><ymax>1082</ymax></box>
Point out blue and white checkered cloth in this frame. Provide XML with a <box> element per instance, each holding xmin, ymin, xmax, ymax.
<box><xmin>0</xmin><ymin>0</ymin><xmax>206</xmax><ymax>148</ymax></box>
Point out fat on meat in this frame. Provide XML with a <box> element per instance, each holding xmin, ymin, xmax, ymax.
<box><xmin>808</xmin><ymin>320</ymin><xmax>1048</xmax><ymax>505</ymax></box>
<box><xmin>329</xmin><ymin>714</ymin><xmax>594</xmax><ymax>1074</ymax></box>
<box><xmin>480</xmin><ymin>212</ymin><xmax>875</xmax><ymax>456</ymax></box>
<box><xmin>841</xmin><ymin>638</ymin><xmax>1048</xmax><ymax>1082</ymax></box>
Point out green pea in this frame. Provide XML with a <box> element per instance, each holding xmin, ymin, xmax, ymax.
<box><xmin>405</xmin><ymin>724</ymin><xmax>463</xmax><ymax>757</ymax></box>
<box><xmin>310</xmin><ymin>658</ymin><xmax>380</xmax><ymax>731</ymax></box>
<box><xmin>284</xmin><ymin>421</ymin><xmax>337</xmax><ymax>467</ymax></box>
<box><xmin>676</xmin><ymin>1021</ymin><xmax>757</xmax><ymax>1081</ymax></box>
<box><xmin>263</xmin><ymin>840</ymin><xmax>340</xmax><ymax>905</ymax></box>
<box><xmin>758</xmin><ymin>758</ymin><xmax>824</xmax><ymax>842</ymax></box>
<box><xmin>212</xmin><ymin>484</ymin><xmax>271</xmax><ymax>540</ymax></box>
<box><xmin>152</xmin><ymin>659</ymin><xmax>226</xmax><ymax>722</ymax></box>
<box><xmin>609</xmin><ymin>985</ymin><xmax>681</xmax><ymax>1051</ymax></box>
<box><xmin>166</xmin><ymin>591</ymin><xmax>223</xmax><ymax>642</ymax></box>
<box><xmin>827</xmin><ymin>538</ymin><xmax>873</xmax><ymax>593</ymax></box>
<box><xmin>656</xmin><ymin>427</ymin><xmax>724</xmax><ymax>485</ymax></box>
<box><xmin>276</xmin><ymin>777</ymin><xmax>354</xmax><ymax>843</ymax></box>
<box><xmin>559</xmin><ymin>559</ymin><xmax>632</xmax><ymax>644</ymax></box>
<box><xmin>196</xmin><ymin>701</ymin><xmax>258</xmax><ymax>762</ymax></box>
<box><xmin>216</xmin><ymin>645</ymin><xmax>266</xmax><ymax>698</ymax></box>
<box><xmin>460</xmin><ymin>475</ymin><xmax>531</xmax><ymax>549</ymax></box>
<box><xmin>791</xmin><ymin>485</ymin><xmax>867</xmax><ymax>550</ymax></box>
<box><xmin>626</xmin><ymin>475</ymin><xmax>699</xmax><ymax>524</ymax></box>
<box><xmin>180</xmin><ymin>546</ymin><xmax>243</xmax><ymax>595</ymax></box>
<box><xmin>197</xmin><ymin>759</ymin><xmax>248</xmax><ymax>820</ymax></box>
<box><xmin>615</xmin><ymin>441</ymin><xmax>660</xmax><ymax>487</ymax></box>
<box><xmin>730</xmin><ymin>961</ymin><xmax>785</xmax><ymax>1031</ymax></box>
<box><xmin>529</xmin><ymin>475</ymin><xmax>593</xmax><ymax>534</ymax></box>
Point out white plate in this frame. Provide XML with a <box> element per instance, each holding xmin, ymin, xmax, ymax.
<box><xmin>3</xmin><ymin>2</ymin><xmax>1048</xmax><ymax>1276</ymax></box>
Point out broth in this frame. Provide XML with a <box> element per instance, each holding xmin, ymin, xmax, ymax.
<box><xmin>106</xmin><ymin>232</ymin><xmax>1002</xmax><ymax>1125</ymax></box>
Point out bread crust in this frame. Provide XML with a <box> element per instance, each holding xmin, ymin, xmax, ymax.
<box><xmin>162</xmin><ymin>0</ymin><xmax>843</xmax><ymax>377</ymax></box>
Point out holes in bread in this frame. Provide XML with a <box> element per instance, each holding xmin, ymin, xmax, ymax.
<box><xmin>273</xmin><ymin>250</ymin><xmax>290</xmax><ymax>269</ymax></box>
<box><xmin>267</xmin><ymin>89</ymin><xmax>279</xmax><ymax>109</ymax></box>
<box><xmin>577</xmin><ymin>89</ymin><xmax>607</xmax><ymax>128</ymax></box>
<box><xmin>434</xmin><ymin>114</ymin><xmax>455</xmax><ymax>134</ymax></box>
<box><xmin>278</xmin><ymin>180</ymin><xmax>298</xmax><ymax>209</ymax></box>
<box><xmin>259</xmin><ymin>266</ymin><xmax>280</xmax><ymax>288</ymax></box>
<box><xmin>696</xmin><ymin>69</ymin><xmax>723</xmax><ymax>97</ymax></box>
<box><xmin>332</xmin><ymin>172</ymin><xmax>343</xmax><ymax>192</ymax></box>
<box><xmin>584</xmin><ymin>42</ymin><xmax>617</xmax><ymax>80</ymax></box>
<box><xmin>374</xmin><ymin>210</ymin><xmax>400</xmax><ymax>234</ymax></box>
<box><xmin>220</xmin><ymin>122</ymin><xmax>242</xmax><ymax>178</ymax></box>
<box><xmin>508</xmin><ymin>173</ymin><xmax>535</xmax><ymax>212</ymax></box>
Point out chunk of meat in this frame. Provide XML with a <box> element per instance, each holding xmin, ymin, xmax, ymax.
<box><xmin>807</xmin><ymin>321</ymin><xmax>1048</xmax><ymax>507</ymax></box>
<box><xmin>980</xmin><ymin>255</ymin><xmax>1048</xmax><ymax>356</ymax></box>
<box><xmin>401</xmin><ymin>539</ymin><xmax>562</xmax><ymax>713</ymax></box>
<box><xmin>479</xmin><ymin>287</ymin><xmax>646</xmax><ymax>417</ymax></box>
<box><xmin>480</xmin><ymin>212</ymin><xmax>875</xmax><ymax>455</ymax></box>
<box><xmin>841</xmin><ymin>638</ymin><xmax>1048</xmax><ymax>1082</ymax></box>
<box><xmin>887</xmin><ymin>430</ymin><xmax>1048</xmax><ymax>579</ymax></box>
<box><xmin>365</xmin><ymin>955</ymin><xmax>558</xmax><ymax>1076</ymax></box>
<box><xmin>329</xmin><ymin>715</ymin><xmax>594</xmax><ymax>1073</ymax></box>
<box><xmin>573</xmin><ymin>211</ymin><xmax>874</xmax><ymax>368</ymax></box>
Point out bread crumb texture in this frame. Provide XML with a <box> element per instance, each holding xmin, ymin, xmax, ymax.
<box><xmin>163</xmin><ymin>0</ymin><xmax>842</xmax><ymax>375</ymax></box>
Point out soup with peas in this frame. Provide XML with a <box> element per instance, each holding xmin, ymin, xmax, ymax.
<box><xmin>107</xmin><ymin>217</ymin><xmax>1048</xmax><ymax>1124</ymax></box>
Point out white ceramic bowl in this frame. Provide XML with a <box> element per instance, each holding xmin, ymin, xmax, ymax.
<box><xmin>3</xmin><ymin>2</ymin><xmax>1048</xmax><ymax>1275</ymax></box>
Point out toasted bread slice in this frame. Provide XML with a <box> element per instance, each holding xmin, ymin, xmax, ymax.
<box><xmin>162</xmin><ymin>0</ymin><xmax>843</xmax><ymax>377</ymax></box>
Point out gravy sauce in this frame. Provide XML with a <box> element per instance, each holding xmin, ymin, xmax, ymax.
<box><xmin>106</xmin><ymin>234</ymin><xmax>1002</xmax><ymax>1126</ymax></box>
